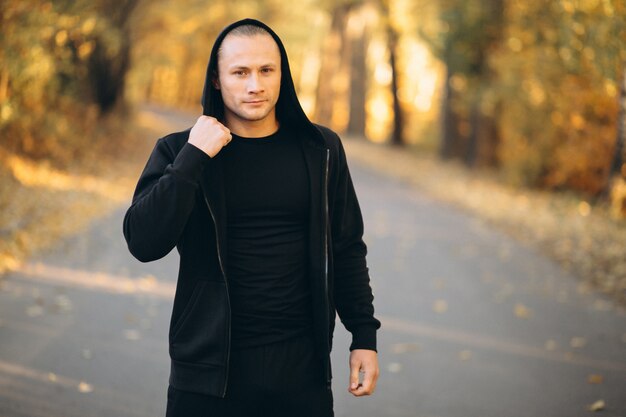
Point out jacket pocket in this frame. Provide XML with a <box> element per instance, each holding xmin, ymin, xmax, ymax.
<box><xmin>169</xmin><ymin>280</ymin><xmax>228</xmax><ymax>366</ymax></box>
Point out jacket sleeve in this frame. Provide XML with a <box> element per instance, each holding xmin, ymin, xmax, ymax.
<box><xmin>123</xmin><ymin>137</ymin><xmax>211</xmax><ymax>262</ymax></box>
<box><xmin>330</xmin><ymin>135</ymin><xmax>381</xmax><ymax>352</ymax></box>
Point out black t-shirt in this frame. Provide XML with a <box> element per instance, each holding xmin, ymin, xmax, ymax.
<box><xmin>221</xmin><ymin>127</ymin><xmax>313</xmax><ymax>349</ymax></box>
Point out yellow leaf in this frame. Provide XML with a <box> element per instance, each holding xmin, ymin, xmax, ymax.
<box><xmin>588</xmin><ymin>400</ymin><xmax>605</xmax><ymax>412</ymax></box>
<box><xmin>77</xmin><ymin>381</ymin><xmax>93</xmax><ymax>393</ymax></box>
<box><xmin>55</xmin><ymin>30</ymin><xmax>68</xmax><ymax>47</ymax></box>
<box><xmin>81</xmin><ymin>17</ymin><xmax>97</xmax><ymax>35</ymax></box>
<box><xmin>544</xmin><ymin>339</ymin><xmax>558</xmax><ymax>351</ymax></box>
<box><xmin>570</xmin><ymin>337</ymin><xmax>587</xmax><ymax>349</ymax></box>
<box><xmin>433</xmin><ymin>299</ymin><xmax>448</xmax><ymax>314</ymax></box>
<box><xmin>514</xmin><ymin>303</ymin><xmax>532</xmax><ymax>319</ymax></box>
<box><xmin>123</xmin><ymin>329</ymin><xmax>141</xmax><ymax>341</ymax></box>
<box><xmin>392</xmin><ymin>343</ymin><xmax>420</xmax><ymax>354</ymax></box>
<box><xmin>387</xmin><ymin>362</ymin><xmax>402</xmax><ymax>373</ymax></box>
<box><xmin>458</xmin><ymin>350</ymin><xmax>472</xmax><ymax>361</ymax></box>
<box><xmin>578</xmin><ymin>201</ymin><xmax>591</xmax><ymax>217</ymax></box>
<box><xmin>587</xmin><ymin>374</ymin><xmax>603</xmax><ymax>384</ymax></box>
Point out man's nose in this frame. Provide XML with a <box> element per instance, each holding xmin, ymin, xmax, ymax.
<box><xmin>247</xmin><ymin>72</ymin><xmax>264</xmax><ymax>93</ymax></box>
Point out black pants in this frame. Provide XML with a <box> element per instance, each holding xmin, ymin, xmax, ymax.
<box><xmin>165</xmin><ymin>333</ymin><xmax>334</xmax><ymax>417</ymax></box>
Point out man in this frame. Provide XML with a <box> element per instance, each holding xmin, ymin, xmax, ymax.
<box><xmin>123</xmin><ymin>18</ymin><xmax>380</xmax><ymax>417</ymax></box>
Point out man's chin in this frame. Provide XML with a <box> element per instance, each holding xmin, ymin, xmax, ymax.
<box><xmin>237</xmin><ymin>110</ymin><xmax>272</xmax><ymax>123</ymax></box>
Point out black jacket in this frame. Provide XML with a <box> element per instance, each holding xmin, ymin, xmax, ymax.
<box><xmin>123</xmin><ymin>18</ymin><xmax>380</xmax><ymax>397</ymax></box>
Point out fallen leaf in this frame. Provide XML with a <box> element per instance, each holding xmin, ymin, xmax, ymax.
<box><xmin>587</xmin><ymin>374</ymin><xmax>603</xmax><ymax>384</ymax></box>
<box><xmin>124</xmin><ymin>313</ymin><xmax>138</xmax><ymax>325</ymax></box>
<box><xmin>77</xmin><ymin>381</ymin><xmax>93</xmax><ymax>393</ymax></box>
<box><xmin>481</xmin><ymin>273</ymin><xmax>495</xmax><ymax>284</ymax></box>
<box><xmin>54</xmin><ymin>294</ymin><xmax>72</xmax><ymax>312</ymax></box>
<box><xmin>588</xmin><ymin>399</ymin><xmax>605</xmax><ymax>412</ymax></box>
<box><xmin>493</xmin><ymin>284</ymin><xmax>514</xmax><ymax>304</ymax></box>
<box><xmin>570</xmin><ymin>337</ymin><xmax>587</xmax><ymax>349</ymax></box>
<box><xmin>458</xmin><ymin>350</ymin><xmax>472</xmax><ymax>361</ymax></box>
<box><xmin>460</xmin><ymin>245</ymin><xmax>478</xmax><ymax>258</ymax></box>
<box><xmin>433</xmin><ymin>299</ymin><xmax>448</xmax><ymax>314</ymax></box>
<box><xmin>82</xmin><ymin>348</ymin><xmax>92</xmax><ymax>360</ymax></box>
<box><xmin>432</xmin><ymin>278</ymin><xmax>446</xmax><ymax>290</ymax></box>
<box><xmin>578</xmin><ymin>201</ymin><xmax>591</xmax><ymax>217</ymax></box>
<box><xmin>387</xmin><ymin>362</ymin><xmax>402</xmax><ymax>373</ymax></box>
<box><xmin>544</xmin><ymin>339</ymin><xmax>558</xmax><ymax>351</ymax></box>
<box><xmin>26</xmin><ymin>305</ymin><xmax>44</xmax><ymax>317</ymax></box>
<box><xmin>514</xmin><ymin>303</ymin><xmax>532</xmax><ymax>319</ymax></box>
<box><xmin>123</xmin><ymin>329</ymin><xmax>141</xmax><ymax>341</ymax></box>
<box><xmin>392</xmin><ymin>343</ymin><xmax>421</xmax><ymax>354</ymax></box>
<box><xmin>593</xmin><ymin>299</ymin><xmax>612</xmax><ymax>312</ymax></box>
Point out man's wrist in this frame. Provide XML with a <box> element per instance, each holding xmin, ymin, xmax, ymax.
<box><xmin>171</xmin><ymin>142</ymin><xmax>212</xmax><ymax>183</ymax></box>
<box><xmin>349</xmin><ymin>326</ymin><xmax>377</xmax><ymax>352</ymax></box>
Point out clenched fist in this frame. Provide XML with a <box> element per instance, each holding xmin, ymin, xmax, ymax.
<box><xmin>188</xmin><ymin>116</ymin><xmax>232</xmax><ymax>158</ymax></box>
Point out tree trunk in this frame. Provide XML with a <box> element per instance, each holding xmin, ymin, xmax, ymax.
<box><xmin>315</xmin><ymin>5</ymin><xmax>351</xmax><ymax>126</ymax></box>
<box><xmin>604</xmin><ymin>64</ymin><xmax>626</xmax><ymax>196</ymax></box>
<box><xmin>0</xmin><ymin>68</ymin><xmax>9</xmax><ymax>102</ymax></box>
<box><xmin>465</xmin><ymin>90</ymin><xmax>500</xmax><ymax>167</ymax></box>
<box><xmin>464</xmin><ymin>0</ymin><xmax>503</xmax><ymax>166</ymax></box>
<box><xmin>466</xmin><ymin>95</ymin><xmax>480</xmax><ymax>166</ymax></box>
<box><xmin>346</xmin><ymin>16</ymin><xmax>367</xmax><ymax>137</ymax></box>
<box><xmin>88</xmin><ymin>0</ymin><xmax>139</xmax><ymax>114</ymax></box>
<box><xmin>387</xmin><ymin>24</ymin><xmax>403</xmax><ymax>145</ymax></box>
<box><xmin>88</xmin><ymin>37</ymin><xmax>131</xmax><ymax>113</ymax></box>
<box><xmin>440</xmin><ymin>67</ymin><xmax>462</xmax><ymax>159</ymax></box>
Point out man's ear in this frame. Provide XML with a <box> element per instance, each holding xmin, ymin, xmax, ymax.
<box><xmin>212</xmin><ymin>71</ymin><xmax>220</xmax><ymax>90</ymax></box>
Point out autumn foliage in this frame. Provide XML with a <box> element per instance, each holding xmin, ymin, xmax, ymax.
<box><xmin>0</xmin><ymin>0</ymin><xmax>625</xmax><ymax>200</ymax></box>
<box><xmin>0</xmin><ymin>0</ymin><xmax>136</xmax><ymax>165</ymax></box>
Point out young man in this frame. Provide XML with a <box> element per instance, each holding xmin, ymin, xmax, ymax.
<box><xmin>123</xmin><ymin>18</ymin><xmax>380</xmax><ymax>417</ymax></box>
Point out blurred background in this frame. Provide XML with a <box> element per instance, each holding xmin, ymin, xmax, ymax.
<box><xmin>1</xmin><ymin>0</ymin><xmax>625</xmax><ymax>299</ymax></box>
<box><xmin>1</xmin><ymin>1</ymin><xmax>626</xmax><ymax>416</ymax></box>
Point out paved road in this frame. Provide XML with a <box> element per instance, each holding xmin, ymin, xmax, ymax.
<box><xmin>1</xmin><ymin>107</ymin><xmax>625</xmax><ymax>417</ymax></box>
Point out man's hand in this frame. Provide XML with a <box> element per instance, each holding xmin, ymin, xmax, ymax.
<box><xmin>348</xmin><ymin>349</ymin><xmax>379</xmax><ymax>396</ymax></box>
<box><xmin>188</xmin><ymin>116</ymin><xmax>232</xmax><ymax>158</ymax></box>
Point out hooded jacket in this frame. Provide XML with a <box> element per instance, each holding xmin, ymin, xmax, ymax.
<box><xmin>123</xmin><ymin>18</ymin><xmax>380</xmax><ymax>397</ymax></box>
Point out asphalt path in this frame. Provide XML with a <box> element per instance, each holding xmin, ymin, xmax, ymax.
<box><xmin>1</xmin><ymin>106</ymin><xmax>625</xmax><ymax>417</ymax></box>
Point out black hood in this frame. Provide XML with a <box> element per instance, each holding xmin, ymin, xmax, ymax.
<box><xmin>201</xmin><ymin>18</ymin><xmax>317</xmax><ymax>138</ymax></box>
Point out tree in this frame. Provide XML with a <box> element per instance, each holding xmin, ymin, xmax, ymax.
<box><xmin>314</xmin><ymin>2</ymin><xmax>354</xmax><ymax>127</ymax></box>
<box><xmin>378</xmin><ymin>0</ymin><xmax>404</xmax><ymax>145</ymax></box>
<box><xmin>417</xmin><ymin>0</ymin><xmax>504</xmax><ymax>162</ymax></box>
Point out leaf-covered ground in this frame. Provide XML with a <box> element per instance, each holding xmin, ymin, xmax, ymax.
<box><xmin>0</xmin><ymin>115</ymin><xmax>153</xmax><ymax>276</ymax></box>
<box><xmin>343</xmin><ymin>138</ymin><xmax>626</xmax><ymax>305</ymax></box>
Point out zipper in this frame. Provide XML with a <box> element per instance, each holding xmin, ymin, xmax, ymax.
<box><xmin>322</xmin><ymin>148</ymin><xmax>331</xmax><ymax>385</ymax></box>
<box><xmin>202</xmin><ymin>193</ymin><xmax>231</xmax><ymax>398</ymax></box>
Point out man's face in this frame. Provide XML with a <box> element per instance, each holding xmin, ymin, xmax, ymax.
<box><xmin>216</xmin><ymin>33</ymin><xmax>282</xmax><ymax>130</ymax></box>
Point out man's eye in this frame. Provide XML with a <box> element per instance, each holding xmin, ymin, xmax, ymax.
<box><xmin>261</xmin><ymin>68</ymin><xmax>273</xmax><ymax>73</ymax></box>
<box><xmin>234</xmin><ymin>70</ymin><xmax>246</xmax><ymax>76</ymax></box>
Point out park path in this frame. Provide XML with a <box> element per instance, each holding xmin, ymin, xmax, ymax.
<box><xmin>1</xmin><ymin>105</ymin><xmax>625</xmax><ymax>417</ymax></box>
